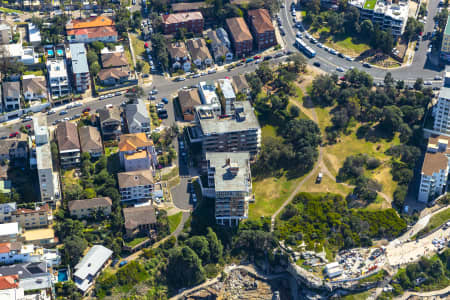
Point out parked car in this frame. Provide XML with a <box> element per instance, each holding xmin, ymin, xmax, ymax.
<box><xmin>82</xmin><ymin>107</ymin><xmax>91</xmax><ymax>113</ymax></box>
<box><xmin>161</xmin><ymin>97</ymin><xmax>169</xmax><ymax>104</ymax></box>
<box><xmin>59</xmin><ymin>110</ymin><xmax>68</xmax><ymax>115</ymax></box>
<box><xmin>47</xmin><ymin>109</ymin><xmax>56</xmax><ymax>115</ymax></box>
<box><xmin>313</xmin><ymin>61</ymin><xmax>321</xmax><ymax>67</ymax></box>
<box><xmin>22</xmin><ymin>117</ymin><xmax>32</xmax><ymax>122</ymax></box>
<box><xmin>9</xmin><ymin>132</ymin><xmax>19</xmax><ymax>138</ymax></box>
<box><xmin>115</xmin><ymin>91</ymin><xmax>122</xmax><ymax>96</ymax></box>
<box><xmin>150</xmin><ymin>89</ymin><xmax>159</xmax><ymax>95</ymax></box>
<box><xmin>208</xmin><ymin>69</ymin><xmax>217</xmax><ymax>74</ymax></box>
<box><xmin>119</xmin><ymin>260</ymin><xmax>128</xmax><ymax>267</ymax></box>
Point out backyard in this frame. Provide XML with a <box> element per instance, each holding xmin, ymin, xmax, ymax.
<box><xmin>130</xmin><ymin>33</ymin><xmax>150</xmax><ymax>74</ymax></box>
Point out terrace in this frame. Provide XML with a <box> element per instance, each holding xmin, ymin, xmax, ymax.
<box><xmin>364</xmin><ymin>0</ymin><xmax>377</xmax><ymax>10</ymax></box>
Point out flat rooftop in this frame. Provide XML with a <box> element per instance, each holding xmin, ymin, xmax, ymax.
<box><xmin>23</xmin><ymin>228</ymin><xmax>55</xmax><ymax>242</ymax></box>
<box><xmin>364</xmin><ymin>0</ymin><xmax>377</xmax><ymax>10</ymax></box>
<box><xmin>206</xmin><ymin>152</ymin><xmax>251</xmax><ymax>192</ymax></box>
<box><xmin>199</xmin><ymin>101</ymin><xmax>260</xmax><ymax>135</ymax></box>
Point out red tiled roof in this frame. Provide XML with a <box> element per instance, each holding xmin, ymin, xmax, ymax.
<box><xmin>0</xmin><ymin>243</ymin><xmax>11</xmax><ymax>254</ymax></box>
<box><xmin>66</xmin><ymin>16</ymin><xmax>115</xmax><ymax>30</ymax></box>
<box><xmin>226</xmin><ymin>17</ymin><xmax>252</xmax><ymax>43</ymax></box>
<box><xmin>248</xmin><ymin>9</ymin><xmax>274</xmax><ymax>34</ymax></box>
<box><xmin>67</xmin><ymin>26</ymin><xmax>117</xmax><ymax>39</ymax></box>
<box><xmin>12</xmin><ymin>204</ymin><xmax>49</xmax><ymax>216</ymax></box>
<box><xmin>0</xmin><ymin>275</ymin><xmax>19</xmax><ymax>290</ymax></box>
<box><xmin>162</xmin><ymin>11</ymin><xmax>203</xmax><ymax>25</ymax></box>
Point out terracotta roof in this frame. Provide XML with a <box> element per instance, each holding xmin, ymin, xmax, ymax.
<box><xmin>162</xmin><ymin>11</ymin><xmax>203</xmax><ymax>25</ymax></box>
<box><xmin>67</xmin><ymin>26</ymin><xmax>117</xmax><ymax>39</ymax></box>
<box><xmin>0</xmin><ymin>275</ymin><xmax>19</xmax><ymax>290</ymax></box>
<box><xmin>118</xmin><ymin>169</ymin><xmax>154</xmax><ymax>189</ymax></box>
<box><xmin>78</xmin><ymin>126</ymin><xmax>103</xmax><ymax>153</ymax></box>
<box><xmin>167</xmin><ymin>42</ymin><xmax>189</xmax><ymax>59</ymax></box>
<box><xmin>0</xmin><ymin>243</ymin><xmax>11</xmax><ymax>254</ymax></box>
<box><xmin>178</xmin><ymin>88</ymin><xmax>201</xmax><ymax>111</ymax></box>
<box><xmin>118</xmin><ymin>133</ymin><xmax>153</xmax><ymax>152</ymax></box>
<box><xmin>66</xmin><ymin>16</ymin><xmax>115</xmax><ymax>30</ymax></box>
<box><xmin>98</xmin><ymin>66</ymin><xmax>130</xmax><ymax>81</ymax></box>
<box><xmin>422</xmin><ymin>152</ymin><xmax>449</xmax><ymax>176</ymax></box>
<box><xmin>12</xmin><ymin>204</ymin><xmax>49</xmax><ymax>216</ymax></box>
<box><xmin>68</xmin><ymin>197</ymin><xmax>112</xmax><ymax>211</ymax></box>
<box><xmin>186</xmin><ymin>38</ymin><xmax>212</xmax><ymax>61</ymax></box>
<box><xmin>56</xmin><ymin>122</ymin><xmax>80</xmax><ymax>152</ymax></box>
<box><xmin>22</xmin><ymin>76</ymin><xmax>47</xmax><ymax>95</ymax></box>
<box><xmin>248</xmin><ymin>9</ymin><xmax>274</xmax><ymax>34</ymax></box>
<box><xmin>123</xmin><ymin>206</ymin><xmax>156</xmax><ymax>230</ymax></box>
<box><xmin>226</xmin><ymin>17</ymin><xmax>252</xmax><ymax>43</ymax></box>
<box><xmin>101</xmin><ymin>52</ymin><xmax>128</xmax><ymax>68</ymax></box>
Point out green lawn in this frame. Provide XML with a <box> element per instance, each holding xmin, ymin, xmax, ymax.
<box><xmin>313</xmin><ymin>26</ymin><xmax>371</xmax><ymax>57</ymax></box>
<box><xmin>359</xmin><ymin>270</ymin><xmax>387</xmax><ymax>284</ymax></box>
<box><xmin>261</xmin><ymin>125</ymin><xmax>277</xmax><ymax>138</ymax></box>
<box><xmin>105</xmin><ymin>147</ymin><xmax>118</xmax><ymax>157</ymax></box>
<box><xmin>24</xmin><ymin>70</ymin><xmax>44</xmax><ymax>76</ymax></box>
<box><xmin>130</xmin><ymin>34</ymin><xmax>150</xmax><ymax>74</ymax></box>
<box><xmin>363</xmin><ymin>0</ymin><xmax>377</xmax><ymax>10</ymax></box>
<box><xmin>168</xmin><ymin>212</ymin><xmax>183</xmax><ymax>233</ymax></box>
<box><xmin>417</xmin><ymin>207</ymin><xmax>450</xmax><ymax>237</ymax></box>
<box><xmin>0</xmin><ymin>7</ymin><xmax>23</xmax><ymax>14</ymax></box>
<box><xmin>125</xmin><ymin>236</ymin><xmax>147</xmax><ymax>247</ymax></box>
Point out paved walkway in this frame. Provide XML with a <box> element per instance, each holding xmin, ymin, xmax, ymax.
<box><xmin>398</xmin><ymin>285</ymin><xmax>450</xmax><ymax>300</ymax></box>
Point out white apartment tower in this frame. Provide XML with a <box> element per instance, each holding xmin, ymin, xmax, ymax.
<box><xmin>433</xmin><ymin>87</ymin><xmax>450</xmax><ymax>135</ymax></box>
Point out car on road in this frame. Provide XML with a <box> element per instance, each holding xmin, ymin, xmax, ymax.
<box><xmin>149</xmin><ymin>95</ymin><xmax>156</xmax><ymax>100</ymax></box>
<box><xmin>362</xmin><ymin>62</ymin><xmax>372</xmax><ymax>68</ymax></box>
<box><xmin>275</xmin><ymin>52</ymin><xmax>284</xmax><ymax>58</ymax></box>
<box><xmin>115</xmin><ymin>91</ymin><xmax>122</xmax><ymax>96</ymax></box>
<box><xmin>424</xmin><ymin>81</ymin><xmax>432</xmax><ymax>85</ymax></box>
<box><xmin>208</xmin><ymin>69</ymin><xmax>217</xmax><ymax>74</ymax></box>
<box><xmin>253</xmin><ymin>55</ymin><xmax>261</xmax><ymax>59</ymax></box>
<box><xmin>71</xmin><ymin>114</ymin><xmax>81</xmax><ymax>120</ymax></box>
<box><xmin>99</xmin><ymin>95</ymin><xmax>105</xmax><ymax>100</ymax></box>
<box><xmin>59</xmin><ymin>110</ymin><xmax>68</xmax><ymax>115</ymax></box>
<box><xmin>337</xmin><ymin>52</ymin><xmax>344</xmax><ymax>58</ymax></box>
<box><xmin>47</xmin><ymin>109</ymin><xmax>56</xmax><ymax>115</ymax></box>
<box><xmin>192</xmin><ymin>74</ymin><xmax>201</xmax><ymax>78</ymax></box>
<box><xmin>22</xmin><ymin>117</ymin><xmax>32</xmax><ymax>122</ymax></box>
<box><xmin>72</xmin><ymin>102</ymin><xmax>82</xmax><ymax>108</ymax></box>
<box><xmin>161</xmin><ymin>97</ymin><xmax>169</xmax><ymax>104</ymax></box>
<box><xmin>174</xmin><ymin>77</ymin><xmax>185</xmax><ymax>82</ymax></box>
<box><xmin>82</xmin><ymin>107</ymin><xmax>91</xmax><ymax>113</ymax></box>
<box><xmin>336</xmin><ymin>67</ymin><xmax>345</xmax><ymax>72</ymax></box>
<box><xmin>313</xmin><ymin>61</ymin><xmax>321</xmax><ymax>67</ymax></box>
<box><xmin>433</xmin><ymin>86</ymin><xmax>441</xmax><ymax>90</ymax></box>
<box><xmin>0</xmin><ymin>136</ymin><xmax>7</xmax><ymax>140</ymax></box>
<box><xmin>106</xmin><ymin>103</ymin><xmax>113</xmax><ymax>108</ymax></box>
<box><xmin>245</xmin><ymin>58</ymin><xmax>254</xmax><ymax>63</ymax></box>
<box><xmin>119</xmin><ymin>260</ymin><xmax>128</xmax><ymax>267</ymax></box>
<box><xmin>192</xmin><ymin>193</ymin><xmax>197</xmax><ymax>203</ymax></box>
<box><xmin>317</xmin><ymin>43</ymin><xmax>323</xmax><ymax>48</ymax></box>
<box><xmin>296</xmin><ymin>31</ymin><xmax>302</xmax><ymax>38</ymax></box>
<box><xmin>9</xmin><ymin>132</ymin><xmax>19</xmax><ymax>138</ymax></box>
<box><xmin>150</xmin><ymin>89</ymin><xmax>159</xmax><ymax>95</ymax></box>
<box><xmin>157</xmin><ymin>109</ymin><xmax>168</xmax><ymax>119</ymax></box>
<box><xmin>63</xmin><ymin>117</ymin><xmax>70</xmax><ymax>121</ymax></box>
<box><xmin>435</xmin><ymin>76</ymin><xmax>443</xmax><ymax>80</ymax></box>
<box><xmin>263</xmin><ymin>55</ymin><xmax>273</xmax><ymax>60</ymax></box>
<box><xmin>156</xmin><ymin>103</ymin><xmax>164</xmax><ymax>109</ymax></box>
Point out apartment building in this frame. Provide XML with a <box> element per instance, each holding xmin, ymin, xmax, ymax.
<box><xmin>0</xmin><ymin>23</ymin><xmax>11</xmax><ymax>44</ymax></box>
<box><xmin>2</xmin><ymin>81</ymin><xmax>21</xmax><ymax>112</ymax></box>
<box><xmin>247</xmin><ymin>9</ymin><xmax>277</xmax><ymax>51</ymax></box>
<box><xmin>124</xmin><ymin>99</ymin><xmax>151</xmax><ymax>133</ymax></box>
<box><xmin>0</xmin><ymin>223</ymin><xmax>19</xmax><ymax>243</ymax></box>
<box><xmin>0</xmin><ymin>242</ymin><xmax>34</xmax><ymax>265</ymax></box>
<box><xmin>32</xmin><ymin>117</ymin><xmax>59</xmax><ymax>203</ymax></box>
<box><xmin>162</xmin><ymin>11</ymin><xmax>204</xmax><ymax>34</ymax></box>
<box><xmin>418</xmin><ymin>136</ymin><xmax>450</xmax><ymax>203</ymax></box>
<box><xmin>56</xmin><ymin>121</ymin><xmax>81</xmax><ymax>169</ymax></box>
<box><xmin>192</xmin><ymin>101</ymin><xmax>261</xmax><ymax>159</ymax></box>
<box><xmin>11</xmin><ymin>204</ymin><xmax>52</xmax><ymax>230</ymax></box>
<box><xmin>46</xmin><ymin>59</ymin><xmax>70</xmax><ymax>99</ymax></box>
<box><xmin>117</xmin><ymin>170</ymin><xmax>154</xmax><ymax>203</ymax></box>
<box><xmin>118</xmin><ymin>133</ymin><xmax>157</xmax><ymax>172</ymax></box>
<box><xmin>217</xmin><ymin>78</ymin><xmax>236</xmax><ymax>115</ymax></box>
<box><xmin>442</xmin><ymin>16</ymin><xmax>450</xmax><ymax>61</ymax></box>
<box><xmin>433</xmin><ymin>87</ymin><xmax>450</xmax><ymax>135</ymax></box>
<box><xmin>0</xmin><ymin>202</ymin><xmax>16</xmax><ymax>223</ymax></box>
<box><xmin>68</xmin><ymin>197</ymin><xmax>112</xmax><ymax>219</ymax></box>
<box><xmin>66</xmin><ymin>16</ymin><xmax>118</xmax><ymax>43</ymax></box>
<box><xmin>203</xmin><ymin>152</ymin><xmax>252</xmax><ymax>225</ymax></box>
<box><xmin>0</xmin><ymin>262</ymin><xmax>53</xmax><ymax>295</ymax></box>
<box><xmin>348</xmin><ymin>0</ymin><xmax>408</xmax><ymax>37</ymax></box>
<box><xmin>69</xmin><ymin>43</ymin><xmax>90</xmax><ymax>93</ymax></box>
<box><xmin>226</xmin><ymin>17</ymin><xmax>253</xmax><ymax>58</ymax></box>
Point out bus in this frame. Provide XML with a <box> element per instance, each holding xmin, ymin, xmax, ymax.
<box><xmin>295</xmin><ymin>38</ymin><xmax>316</xmax><ymax>58</ymax></box>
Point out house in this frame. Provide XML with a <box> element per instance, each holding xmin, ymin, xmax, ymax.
<box><xmin>73</xmin><ymin>245</ymin><xmax>113</xmax><ymax>294</ymax></box>
<box><xmin>98</xmin><ymin>107</ymin><xmax>122</xmax><ymax>140</ymax></box>
<box><xmin>68</xmin><ymin>197</ymin><xmax>113</xmax><ymax>219</ymax></box>
<box><xmin>0</xmin><ymin>23</ymin><xmax>11</xmax><ymax>44</ymax></box>
<box><xmin>206</xmin><ymin>29</ymin><xmax>233</xmax><ymax>63</ymax></box>
<box><xmin>66</xmin><ymin>16</ymin><xmax>118</xmax><ymax>43</ymax></box>
<box><xmin>118</xmin><ymin>169</ymin><xmax>154</xmax><ymax>203</ymax></box>
<box><xmin>186</xmin><ymin>38</ymin><xmax>213</xmax><ymax>67</ymax></box>
<box><xmin>69</xmin><ymin>43</ymin><xmax>90</xmax><ymax>93</ymax></box>
<box><xmin>11</xmin><ymin>204</ymin><xmax>52</xmax><ymax>230</ymax></box>
<box><xmin>97</xmin><ymin>66</ymin><xmax>130</xmax><ymax>86</ymax></box>
<box><xmin>0</xmin><ymin>133</ymin><xmax>28</xmax><ymax>162</ymax></box>
<box><xmin>0</xmin><ymin>275</ymin><xmax>20</xmax><ymax>298</ymax></box>
<box><xmin>217</xmin><ymin>78</ymin><xmax>236</xmax><ymax>115</ymax></box>
<box><xmin>118</xmin><ymin>133</ymin><xmax>157</xmax><ymax>172</ymax></box>
<box><xmin>22</xmin><ymin>75</ymin><xmax>47</xmax><ymax>101</ymax></box>
<box><xmin>2</xmin><ymin>81</ymin><xmax>21</xmax><ymax>111</ymax></box>
<box><xmin>226</xmin><ymin>17</ymin><xmax>253</xmax><ymax>57</ymax></box>
<box><xmin>0</xmin><ymin>202</ymin><xmax>16</xmax><ymax>223</ymax></box>
<box><xmin>101</xmin><ymin>52</ymin><xmax>128</xmax><ymax>68</ymax></box>
<box><xmin>123</xmin><ymin>206</ymin><xmax>156</xmax><ymax>238</ymax></box>
<box><xmin>162</xmin><ymin>11</ymin><xmax>204</xmax><ymax>34</ymax></box>
<box><xmin>78</xmin><ymin>126</ymin><xmax>103</xmax><ymax>157</ymax></box>
<box><xmin>232</xmin><ymin>74</ymin><xmax>250</xmax><ymax>96</ymax></box>
<box><xmin>247</xmin><ymin>9</ymin><xmax>277</xmax><ymax>50</ymax></box>
<box><xmin>178</xmin><ymin>88</ymin><xmax>202</xmax><ymax>121</ymax></box>
<box><xmin>0</xmin><ymin>262</ymin><xmax>52</xmax><ymax>294</ymax></box>
<box><xmin>0</xmin><ymin>223</ymin><xmax>19</xmax><ymax>243</ymax></box>
<box><xmin>418</xmin><ymin>136</ymin><xmax>450</xmax><ymax>203</ymax></box>
<box><xmin>46</xmin><ymin>59</ymin><xmax>71</xmax><ymax>99</ymax></box>
<box><xmin>0</xmin><ymin>242</ymin><xmax>33</xmax><ymax>265</ymax></box>
<box><xmin>191</xmin><ymin>101</ymin><xmax>261</xmax><ymax>159</ymax></box>
<box><xmin>203</xmin><ymin>152</ymin><xmax>253</xmax><ymax>225</ymax></box>
<box><xmin>27</xmin><ymin>23</ymin><xmax>41</xmax><ymax>46</ymax></box>
<box><xmin>125</xmin><ymin>99</ymin><xmax>151</xmax><ymax>133</ymax></box>
<box><xmin>33</xmin><ymin>117</ymin><xmax>59</xmax><ymax>204</ymax></box>
<box><xmin>167</xmin><ymin>42</ymin><xmax>191</xmax><ymax>72</ymax></box>
<box><xmin>3</xmin><ymin>44</ymin><xmax>39</xmax><ymax>65</ymax></box>
<box><xmin>55</xmin><ymin>121</ymin><xmax>81</xmax><ymax>169</ymax></box>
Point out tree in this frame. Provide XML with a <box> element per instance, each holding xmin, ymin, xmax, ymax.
<box><xmin>87</xmin><ymin>50</ymin><xmax>98</xmax><ymax>65</ymax></box>
<box><xmin>289</xmin><ymin>105</ymin><xmax>300</xmax><ymax>118</ymax></box>
<box><xmin>289</xmin><ymin>53</ymin><xmax>307</xmax><ymax>73</ymax></box>
<box><xmin>91</xmin><ymin>41</ymin><xmax>105</xmax><ymax>52</ymax></box>
<box><xmin>90</xmin><ymin>61</ymin><xmax>100</xmax><ymax>76</ymax></box>
<box><xmin>63</xmin><ymin>235</ymin><xmax>88</xmax><ymax>266</ymax></box>
<box><xmin>206</xmin><ymin>227</ymin><xmax>223</xmax><ymax>263</ymax></box>
<box><xmin>167</xmin><ymin>246</ymin><xmax>206</xmax><ymax>289</ymax></box>
<box><xmin>414</xmin><ymin>78</ymin><xmax>424</xmax><ymax>90</ymax></box>
<box><xmin>151</xmin><ymin>34</ymin><xmax>169</xmax><ymax>70</ymax></box>
<box><xmin>186</xmin><ymin>236</ymin><xmax>210</xmax><ymax>263</ymax></box>
<box><xmin>256</xmin><ymin>62</ymin><xmax>273</xmax><ymax>84</ymax></box>
<box><xmin>380</xmin><ymin>106</ymin><xmax>403</xmax><ymax>134</ymax></box>
<box><xmin>81</xmin><ymin>188</ymin><xmax>96</xmax><ymax>199</ymax></box>
<box><xmin>384</xmin><ymin>72</ymin><xmax>394</xmax><ymax>87</ymax></box>
<box><xmin>360</xmin><ymin>19</ymin><xmax>374</xmax><ymax>36</ymax></box>
<box><xmin>310</xmin><ymin>74</ymin><xmax>338</xmax><ymax>106</ymax></box>
<box><xmin>64</xmin><ymin>183</ymin><xmax>83</xmax><ymax>201</ymax></box>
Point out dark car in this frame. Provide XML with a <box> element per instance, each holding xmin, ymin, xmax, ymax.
<box><xmin>313</xmin><ymin>61</ymin><xmax>321</xmax><ymax>67</ymax></box>
<box><xmin>263</xmin><ymin>55</ymin><xmax>273</xmax><ymax>61</ymax></box>
<box><xmin>161</xmin><ymin>97</ymin><xmax>169</xmax><ymax>104</ymax></box>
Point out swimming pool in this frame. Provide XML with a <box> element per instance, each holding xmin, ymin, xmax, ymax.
<box><xmin>57</xmin><ymin>269</ymin><xmax>68</xmax><ymax>282</ymax></box>
<box><xmin>47</xmin><ymin>50</ymin><xmax>54</xmax><ymax>56</ymax></box>
<box><xmin>56</xmin><ymin>49</ymin><xmax>64</xmax><ymax>56</ymax></box>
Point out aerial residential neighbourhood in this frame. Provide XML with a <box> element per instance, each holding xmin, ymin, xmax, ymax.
<box><xmin>0</xmin><ymin>0</ymin><xmax>450</xmax><ymax>299</ymax></box>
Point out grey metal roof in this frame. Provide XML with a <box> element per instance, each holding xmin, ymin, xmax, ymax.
<box><xmin>206</xmin><ymin>152</ymin><xmax>251</xmax><ymax>192</ymax></box>
<box><xmin>439</xmin><ymin>87</ymin><xmax>450</xmax><ymax>99</ymax></box>
<box><xmin>69</xmin><ymin>43</ymin><xmax>89</xmax><ymax>74</ymax></box>
<box><xmin>199</xmin><ymin>101</ymin><xmax>260</xmax><ymax>135</ymax></box>
<box><xmin>0</xmin><ymin>262</ymin><xmax>47</xmax><ymax>278</ymax></box>
<box><xmin>74</xmin><ymin>245</ymin><xmax>112</xmax><ymax>292</ymax></box>
<box><xmin>0</xmin><ymin>202</ymin><xmax>16</xmax><ymax>214</ymax></box>
<box><xmin>125</xmin><ymin>99</ymin><xmax>150</xmax><ymax>131</ymax></box>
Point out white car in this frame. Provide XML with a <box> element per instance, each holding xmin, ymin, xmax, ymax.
<box><xmin>105</xmin><ymin>103</ymin><xmax>113</xmax><ymax>108</ymax></box>
<box><xmin>66</xmin><ymin>104</ymin><xmax>73</xmax><ymax>109</ymax></box>
<box><xmin>72</xmin><ymin>102</ymin><xmax>82</xmax><ymax>108</ymax></box>
<box><xmin>47</xmin><ymin>110</ymin><xmax>56</xmax><ymax>115</ymax></box>
<box><xmin>424</xmin><ymin>81</ymin><xmax>433</xmax><ymax>85</ymax></box>
<box><xmin>317</xmin><ymin>43</ymin><xmax>323</xmax><ymax>48</ymax></box>
<box><xmin>296</xmin><ymin>31</ymin><xmax>302</xmax><ymax>38</ymax></box>
<box><xmin>99</xmin><ymin>95</ymin><xmax>105</xmax><ymax>100</ymax></box>
<box><xmin>200</xmin><ymin>72</ymin><xmax>207</xmax><ymax>76</ymax></box>
<box><xmin>193</xmin><ymin>74</ymin><xmax>201</xmax><ymax>78</ymax></box>
<box><xmin>435</xmin><ymin>76</ymin><xmax>443</xmax><ymax>80</ymax></box>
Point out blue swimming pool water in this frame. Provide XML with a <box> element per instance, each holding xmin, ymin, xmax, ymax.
<box><xmin>56</xmin><ymin>49</ymin><xmax>63</xmax><ymax>56</ymax></box>
<box><xmin>47</xmin><ymin>50</ymin><xmax>54</xmax><ymax>56</ymax></box>
<box><xmin>58</xmin><ymin>269</ymin><xmax>68</xmax><ymax>282</ymax></box>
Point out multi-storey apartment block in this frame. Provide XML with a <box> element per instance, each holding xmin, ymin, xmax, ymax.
<box><xmin>418</xmin><ymin>136</ymin><xmax>450</xmax><ymax>203</ymax></box>
<box><xmin>69</xmin><ymin>43</ymin><xmax>90</xmax><ymax>93</ymax></box>
<box><xmin>226</xmin><ymin>17</ymin><xmax>253</xmax><ymax>58</ymax></box>
<box><xmin>433</xmin><ymin>87</ymin><xmax>450</xmax><ymax>135</ymax></box>
<box><xmin>46</xmin><ymin>59</ymin><xmax>70</xmax><ymax>99</ymax></box>
<box><xmin>441</xmin><ymin>16</ymin><xmax>450</xmax><ymax>61</ymax></box>
<box><xmin>11</xmin><ymin>204</ymin><xmax>52</xmax><ymax>229</ymax></box>
<box><xmin>203</xmin><ymin>152</ymin><xmax>253</xmax><ymax>225</ymax></box>
<box><xmin>247</xmin><ymin>9</ymin><xmax>277</xmax><ymax>51</ymax></box>
<box><xmin>117</xmin><ymin>170</ymin><xmax>154</xmax><ymax>203</ymax></box>
<box><xmin>217</xmin><ymin>78</ymin><xmax>236</xmax><ymax>115</ymax></box>
<box><xmin>55</xmin><ymin>121</ymin><xmax>81</xmax><ymax>169</ymax></box>
<box><xmin>162</xmin><ymin>11</ymin><xmax>204</xmax><ymax>34</ymax></box>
